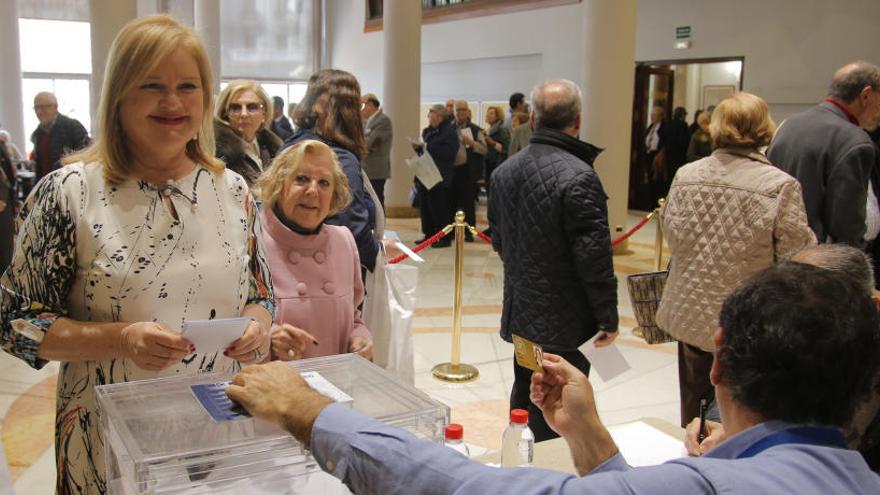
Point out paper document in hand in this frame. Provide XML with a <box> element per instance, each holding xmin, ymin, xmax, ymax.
<box><xmin>460</xmin><ymin>128</ymin><xmax>473</xmax><ymax>141</ymax></box>
<box><xmin>405</xmin><ymin>150</ymin><xmax>443</xmax><ymax>190</ymax></box>
<box><xmin>394</xmin><ymin>241</ymin><xmax>424</xmax><ymax>263</ymax></box>
<box><xmin>182</xmin><ymin>317</ymin><xmax>252</xmax><ymax>354</ymax></box>
<box><xmin>582</xmin><ymin>334</ymin><xmax>631</xmax><ymax>381</ymax></box>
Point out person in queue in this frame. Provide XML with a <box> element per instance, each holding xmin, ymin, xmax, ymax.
<box><xmin>227</xmin><ymin>263</ymin><xmax>880</xmax><ymax>494</ymax></box>
<box><xmin>214</xmin><ymin>79</ymin><xmax>283</xmax><ymax>187</ymax></box>
<box><xmin>483</xmin><ymin>105</ymin><xmax>509</xmax><ymax>196</ymax></box>
<box><xmin>256</xmin><ymin>140</ymin><xmax>373</xmax><ymax>361</ymax></box>
<box><xmin>0</xmin><ymin>16</ymin><xmax>274</xmax><ymax>493</ymax></box>
<box><xmin>285</xmin><ymin>69</ymin><xmax>383</xmax><ymax>274</ymax></box>
<box><xmin>685</xmin><ymin>243</ymin><xmax>880</xmax><ymax>470</ymax></box>
<box><xmin>657</xmin><ymin>92</ymin><xmax>816</xmax><ymax>427</ymax></box>
<box><xmin>686</xmin><ymin>110</ymin><xmax>712</xmax><ymax>162</ymax></box>
<box><xmin>413</xmin><ymin>104</ymin><xmax>458</xmax><ymax>247</ymax></box>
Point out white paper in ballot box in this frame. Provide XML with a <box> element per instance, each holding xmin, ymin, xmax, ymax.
<box><xmin>405</xmin><ymin>151</ymin><xmax>443</xmax><ymax>190</ymax></box>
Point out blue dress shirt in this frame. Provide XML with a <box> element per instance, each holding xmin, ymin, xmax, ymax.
<box><xmin>311</xmin><ymin>403</ymin><xmax>880</xmax><ymax>494</ymax></box>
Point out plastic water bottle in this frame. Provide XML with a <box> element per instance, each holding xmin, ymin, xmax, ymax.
<box><xmin>444</xmin><ymin>423</ymin><xmax>471</xmax><ymax>457</ymax></box>
<box><xmin>500</xmin><ymin>409</ymin><xmax>534</xmax><ymax>467</ymax></box>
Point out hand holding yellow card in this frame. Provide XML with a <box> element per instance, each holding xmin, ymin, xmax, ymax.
<box><xmin>512</xmin><ymin>334</ymin><xmax>544</xmax><ymax>372</ymax></box>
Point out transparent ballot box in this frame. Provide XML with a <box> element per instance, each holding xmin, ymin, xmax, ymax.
<box><xmin>97</xmin><ymin>354</ymin><xmax>449</xmax><ymax>494</ymax></box>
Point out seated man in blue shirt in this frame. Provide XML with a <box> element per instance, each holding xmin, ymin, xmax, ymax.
<box><xmin>227</xmin><ymin>262</ymin><xmax>880</xmax><ymax>494</ymax></box>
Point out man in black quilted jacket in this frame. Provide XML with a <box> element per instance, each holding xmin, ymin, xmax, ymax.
<box><xmin>488</xmin><ymin>79</ymin><xmax>619</xmax><ymax>441</ymax></box>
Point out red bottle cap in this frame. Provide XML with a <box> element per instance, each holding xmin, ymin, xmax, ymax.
<box><xmin>445</xmin><ymin>423</ymin><xmax>464</xmax><ymax>440</ymax></box>
<box><xmin>510</xmin><ymin>409</ymin><xmax>529</xmax><ymax>424</ymax></box>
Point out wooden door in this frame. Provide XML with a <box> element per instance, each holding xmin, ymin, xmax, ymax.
<box><xmin>629</xmin><ymin>65</ymin><xmax>674</xmax><ymax>211</ymax></box>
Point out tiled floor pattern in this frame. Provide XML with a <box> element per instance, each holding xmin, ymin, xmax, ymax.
<box><xmin>2</xmin><ymin>209</ymin><xmax>679</xmax><ymax>492</ymax></box>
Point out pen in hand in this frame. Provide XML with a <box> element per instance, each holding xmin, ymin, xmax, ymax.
<box><xmin>697</xmin><ymin>398</ymin><xmax>708</xmax><ymax>443</ymax></box>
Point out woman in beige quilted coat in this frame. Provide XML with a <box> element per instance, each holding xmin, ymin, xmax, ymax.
<box><xmin>656</xmin><ymin>92</ymin><xmax>816</xmax><ymax>427</ymax></box>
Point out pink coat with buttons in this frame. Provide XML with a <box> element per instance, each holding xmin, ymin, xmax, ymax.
<box><xmin>261</xmin><ymin>208</ymin><xmax>371</xmax><ymax>359</ymax></box>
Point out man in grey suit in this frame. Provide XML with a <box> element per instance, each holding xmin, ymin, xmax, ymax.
<box><xmin>361</xmin><ymin>93</ymin><xmax>393</xmax><ymax>208</ymax></box>
<box><xmin>767</xmin><ymin>61</ymin><xmax>880</xmax><ymax>247</ymax></box>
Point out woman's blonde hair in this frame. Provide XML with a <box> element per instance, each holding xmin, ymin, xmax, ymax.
<box><xmin>709</xmin><ymin>92</ymin><xmax>776</xmax><ymax>149</ymax></box>
<box><xmin>215</xmin><ymin>80</ymin><xmax>273</xmax><ymax>131</ymax></box>
<box><xmin>64</xmin><ymin>15</ymin><xmax>223</xmax><ymax>184</ymax></box>
<box><xmin>256</xmin><ymin>140</ymin><xmax>351</xmax><ymax>217</ymax></box>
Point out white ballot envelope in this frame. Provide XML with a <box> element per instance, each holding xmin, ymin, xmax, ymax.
<box><xmin>182</xmin><ymin>317</ymin><xmax>252</xmax><ymax>354</ymax></box>
<box><xmin>582</xmin><ymin>333</ymin><xmax>631</xmax><ymax>381</ymax></box>
<box><xmin>460</xmin><ymin>127</ymin><xmax>473</xmax><ymax>141</ymax></box>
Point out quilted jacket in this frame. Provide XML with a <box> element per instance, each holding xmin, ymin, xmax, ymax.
<box><xmin>656</xmin><ymin>148</ymin><xmax>816</xmax><ymax>351</ymax></box>
<box><xmin>487</xmin><ymin>128</ymin><xmax>618</xmax><ymax>352</ymax></box>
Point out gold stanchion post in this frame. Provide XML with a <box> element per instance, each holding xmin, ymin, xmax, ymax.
<box><xmin>432</xmin><ymin>211</ymin><xmax>480</xmax><ymax>383</ymax></box>
<box><xmin>654</xmin><ymin>198</ymin><xmax>665</xmax><ymax>271</ymax></box>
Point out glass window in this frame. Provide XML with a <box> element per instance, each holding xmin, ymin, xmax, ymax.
<box><xmin>220</xmin><ymin>0</ymin><xmax>315</xmax><ymax>80</ymax></box>
<box><xmin>261</xmin><ymin>83</ymin><xmax>289</xmax><ymax>109</ymax></box>
<box><xmin>288</xmin><ymin>83</ymin><xmax>308</xmax><ymax>106</ymax></box>
<box><xmin>19</xmin><ymin>19</ymin><xmax>91</xmax><ymax>74</ymax></box>
<box><xmin>22</xmin><ymin>77</ymin><xmax>91</xmax><ymax>154</ymax></box>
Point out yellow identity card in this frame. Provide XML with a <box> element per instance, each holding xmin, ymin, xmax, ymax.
<box><xmin>512</xmin><ymin>334</ymin><xmax>544</xmax><ymax>372</ymax></box>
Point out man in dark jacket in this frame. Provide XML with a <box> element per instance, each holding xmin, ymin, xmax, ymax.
<box><xmin>488</xmin><ymin>79</ymin><xmax>619</xmax><ymax>441</ymax></box>
<box><xmin>666</xmin><ymin>106</ymin><xmax>691</xmax><ymax>177</ymax></box>
<box><xmin>416</xmin><ymin>104</ymin><xmax>458</xmax><ymax>248</ymax></box>
<box><xmin>644</xmin><ymin>104</ymin><xmax>670</xmax><ymax>206</ymax></box>
<box><xmin>767</xmin><ymin>61</ymin><xmax>880</xmax><ymax>247</ymax></box>
<box><xmin>30</xmin><ymin>92</ymin><xmax>90</xmax><ymax>182</ymax></box>
<box><xmin>452</xmin><ymin>100</ymin><xmax>487</xmax><ymax>241</ymax></box>
<box><xmin>270</xmin><ymin>96</ymin><xmax>294</xmax><ymax>141</ymax></box>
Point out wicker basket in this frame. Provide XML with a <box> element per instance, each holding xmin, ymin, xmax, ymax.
<box><xmin>626</xmin><ymin>271</ymin><xmax>675</xmax><ymax>345</ymax></box>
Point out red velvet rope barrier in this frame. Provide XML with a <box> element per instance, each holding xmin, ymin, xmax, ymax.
<box><xmin>387</xmin><ymin>228</ymin><xmax>450</xmax><ymax>264</ymax></box>
<box><xmin>610</xmin><ymin>211</ymin><xmax>655</xmax><ymax>248</ymax></box>
<box><xmin>388</xmin><ymin>210</ymin><xmax>656</xmax><ymax>264</ymax></box>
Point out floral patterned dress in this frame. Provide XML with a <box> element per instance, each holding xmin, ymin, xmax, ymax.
<box><xmin>0</xmin><ymin>162</ymin><xmax>274</xmax><ymax>494</ymax></box>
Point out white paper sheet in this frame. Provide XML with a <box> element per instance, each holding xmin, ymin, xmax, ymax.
<box><xmin>582</xmin><ymin>334</ymin><xmax>631</xmax><ymax>381</ymax></box>
<box><xmin>182</xmin><ymin>317</ymin><xmax>251</xmax><ymax>354</ymax></box>
<box><xmin>405</xmin><ymin>151</ymin><xmax>443</xmax><ymax>190</ymax></box>
<box><xmin>607</xmin><ymin>421</ymin><xmax>686</xmax><ymax>466</ymax></box>
<box><xmin>460</xmin><ymin>127</ymin><xmax>473</xmax><ymax>141</ymax></box>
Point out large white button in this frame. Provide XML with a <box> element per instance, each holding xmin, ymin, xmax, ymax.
<box><xmin>288</xmin><ymin>251</ymin><xmax>301</xmax><ymax>264</ymax></box>
<box><xmin>323</xmin><ymin>282</ymin><xmax>335</xmax><ymax>294</ymax></box>
<box><xmin>313</xmin><ymin>251</ymin><xmax>327</xmax><ymax>264</ymax></box>
<box><xmin>296</xmin><ymin>282</ymin><xmax>307</xmax><ymax>296</ymax></box>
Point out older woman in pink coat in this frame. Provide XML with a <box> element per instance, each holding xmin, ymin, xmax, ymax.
<box><xmin>257</xmin><ymin>140</ymin><xmax>373</xmax><ymax>360</ymax></box>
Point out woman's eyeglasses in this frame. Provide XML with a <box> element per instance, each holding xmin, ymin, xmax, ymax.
<box><xmin>228</xmin><ymin>102</ymin><xmax>264</xmax><ymax>115</ymax></box>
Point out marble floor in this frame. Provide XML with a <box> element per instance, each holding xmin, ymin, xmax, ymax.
<box><xmin>1</xmin><ymin>208</ymin><xmax>678</xmax><ymax>493</ymax></box>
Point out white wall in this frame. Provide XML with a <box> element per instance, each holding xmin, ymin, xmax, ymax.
<box><xmin>635</xmin><ymin>0</ymin><xmax>880</xmax><ymax>121</ymax></box>
<box><xmin>328</xmin><ymin>0</ymin><xmax>879</xmax><ymax>124</ymax></box>
<box><xmin>326</xmin><ymin>0</ymin><xmax>584</xmax><ymax>104</ymax></box>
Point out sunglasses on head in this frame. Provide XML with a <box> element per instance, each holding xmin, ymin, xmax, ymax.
<box><xmin>228</xmin><ymin>102</ymin><xmax>264</xmax><ymax>115</ymax></box>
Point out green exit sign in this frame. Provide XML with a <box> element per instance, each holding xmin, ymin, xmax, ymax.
<box><xmin>676</xmin><ymin>26</ymin><xmax>691</xmax><ymax>39</ymax></box>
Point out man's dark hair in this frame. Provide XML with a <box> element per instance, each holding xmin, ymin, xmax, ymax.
<box><xmin>272</xmin><ymin>95</ymin><xmax>285</xmax><ymax>112</ymax></box>
<box><xmin>828</xmin><ymin>61</ymin><xmax>880</xmax><ymax>103</ymax></box>
<box><xmin>673</xmin><ymin>106</ymin><xmax>687</xmax><ymax>120</ymax></box>
<box><xmin>718</xmin><ymin>262</ymin><xmax>880</xmax><ymax>427</ymax></box>
<box><xmin>509</xmin><ymin>92</ymin><xmax>525</xmax><ymax>109</ymax></box>
<box><xmin>365</xmin><ymin>95</ymin><xmax>380</xmax><ymax>108</ymax></box>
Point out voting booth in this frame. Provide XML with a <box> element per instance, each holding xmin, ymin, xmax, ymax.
<box><xmin>97</xmin><ymin>354</ymin><xmax>449</xmax><ymax>494</ymax></box>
